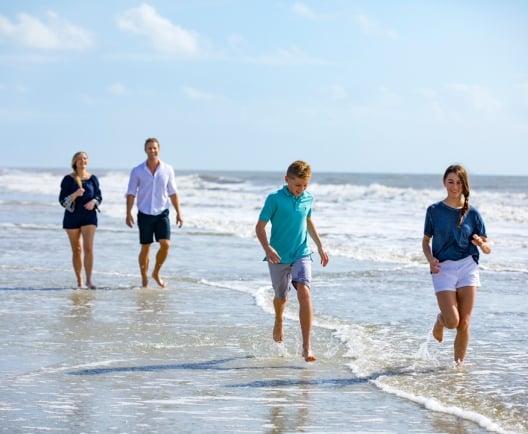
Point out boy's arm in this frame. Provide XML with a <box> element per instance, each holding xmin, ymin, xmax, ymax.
<box><xmin>255</xmin><ymin>220</ymin><xmax>281</xmax><ymax>264</ymax></box>
<box><xmin>307</xmin><ymin>217</ymin><xmax>329</xmax><ymax>267</ymax></box>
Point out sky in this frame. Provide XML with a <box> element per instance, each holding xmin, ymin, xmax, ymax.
<box><xmin>1</xmin><ymin>1</ymin><xmax>527</xmax><ymax>175</ymax></box>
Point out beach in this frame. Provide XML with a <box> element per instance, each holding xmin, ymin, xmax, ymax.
<box><xmin>0</xmin><ymin>168</ymin><xmax>526</xmax><ymax>433</ymax></box>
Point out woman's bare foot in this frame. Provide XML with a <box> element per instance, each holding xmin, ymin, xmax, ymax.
<box><xmin>273</xmin><ymin>318</ymin><xmax>283</xmax><ymax>343</ymax></box>
<box><xmin>432</xmin><ymin>313</ymin><xmax>444</xmax><ymax>343</ymax></box>
<box><xmin>152</xmin><ymin>272</ymin><xmax>166</xmax><ymax>288</ymax></box>
<box><xmin>302</xmin><ymin>348</ymin><xmax>316</xmax><ymax>362</ymax></box>
<box><xmin>86</xmin><ymin>282</ymin><xmax>96</xmax><ymax>290</ymax></box>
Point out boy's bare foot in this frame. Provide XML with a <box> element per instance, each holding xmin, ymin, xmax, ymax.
<box><xmin>432</xmin><ymin>313</ymin><xmax>444</xmax><ymax>343</ymax></box>
<box><xmin>302</xmin><ymin>349</ymin><xmax>316</xmax><ymax>362</ymax></box>
<box><xmin>273</xmin><ymin>318</ymin><xmax>283</xmax><ymax>343</ymax></box>
<box><xmin>152</xmin><ymin>272</ymin><xmax>166</xmax><ymax>288</ymax></box>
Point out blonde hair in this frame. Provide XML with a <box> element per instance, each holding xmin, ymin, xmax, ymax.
<box><xmin>444</xmin><ymin>164</ymin><xmax>470</xmax><ymax>227</ymax></box>
<box><xmin>70</xmin><ymin>151</ymin><xmax>87</xmax><ymax>188</ymax></box>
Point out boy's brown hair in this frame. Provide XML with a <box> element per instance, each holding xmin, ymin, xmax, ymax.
<box><xmin>287</xmin><ymin>160</ymin><xmax>311</xmax><ymax>179</ymax></box>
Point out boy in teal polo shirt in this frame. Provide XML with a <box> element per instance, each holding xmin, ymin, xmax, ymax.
<box><xmin>255</xmin><ymin>160</ymin><xmax>329</xmax><ymax>362</ymax></box>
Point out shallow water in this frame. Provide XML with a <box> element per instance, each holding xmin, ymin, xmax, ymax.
<box><xmin>0</xmin><ymin>168</ymin><xmax>527</xmax><ymax>433</ymax></box>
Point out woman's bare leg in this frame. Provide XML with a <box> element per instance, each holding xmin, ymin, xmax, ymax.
<box><xmin>81</xmin><ymin>225</ymin><xmax>97</xmax><ymax>289</ymax></box>
<box><xmin>65</xmin><ymin>229</ymin><xmax>83</xmax><ymax>288</ymax></box>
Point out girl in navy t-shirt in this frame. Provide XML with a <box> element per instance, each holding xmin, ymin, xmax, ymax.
<box><xmin>422</xmin><ymin>164</ymin><xmax>491</xmax><ymax>364</ymax></box>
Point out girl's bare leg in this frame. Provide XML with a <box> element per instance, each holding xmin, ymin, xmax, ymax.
<box><xmin>434</xmin><ymin>287</ymin><xmax>476</xmax><ymax>362</ymax></box>
<box><xmin>454</xmin><ymin>286</ymin><xmax>476</xmax><ymax>363</ymax></box>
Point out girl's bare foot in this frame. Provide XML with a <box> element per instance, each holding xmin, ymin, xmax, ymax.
<box><xmin>432</xmin><ymin>313</ymin><xmax>444</xmax><ymax>343</ymax></box>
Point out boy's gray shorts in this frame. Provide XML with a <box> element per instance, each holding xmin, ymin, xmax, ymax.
<box><xmin>268</xmin><ymin>255</ymin><xmax>312</xmax><ymax>299</ymax></box>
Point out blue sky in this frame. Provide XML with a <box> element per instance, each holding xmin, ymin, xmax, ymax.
<box><xmin>1</xmin><ymin>1</ymin><xmax>527</xmax><ymax>175</ymax></box>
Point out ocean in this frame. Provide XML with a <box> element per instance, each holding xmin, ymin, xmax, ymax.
<box><xmin>0</xmin><ymin>167</ymin><xmax>526</xmax><ymax>433</ymax></box>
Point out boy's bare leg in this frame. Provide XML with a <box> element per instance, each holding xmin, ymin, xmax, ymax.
<box><xmin>297</xmin><ymin>284</ymin><xmax>316</xmax><ymax>362</ymax></box>
<box><xmin>139</xmin><ymin>244</ymin><xmax>151</xmax><ymax>288</ymax></box>
<box><xmin>273</xmin><ymin>296</ymin><xmax>287</xmax><ymax>343</ymax></box>
<box><xmin>152</xmin><ymin>239</ymin><xmax>170</xmax><ymax>288</ymax></box>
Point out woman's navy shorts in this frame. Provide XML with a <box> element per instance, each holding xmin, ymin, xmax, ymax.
<box><xmin>63</xmin><ymin>209</ymin><xmax>98</xmax><ymax>229</ymax></box>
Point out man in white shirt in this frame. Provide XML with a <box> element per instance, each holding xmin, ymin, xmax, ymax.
<box><xmin>126</xmin><ymin>138</ymin><xmax>183</xmax><ymax>288</ymax></box>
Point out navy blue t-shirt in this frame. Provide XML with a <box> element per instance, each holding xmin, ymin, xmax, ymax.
<box><xmin>424</xmin><ymin>201</ymin><xmax>487</xmax><ymax>264</ymax></box>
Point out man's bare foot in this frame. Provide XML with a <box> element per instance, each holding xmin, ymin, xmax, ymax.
<box><xmin>302</xmin><ymin>349</ymin><xmax>316</xmax><ymax>362</ymax></box>
<box><xmin>152</xmin><ymin>272</ymin><xmax>166</xmax><ymax>288</ymax></box>
<box><xmin>273</xmin><ymin>318</ymin><xmax>283</xmax><ymax>343</ymax></box>
<box><xmin>432</xmin><ymin>313</ymin><xmax>444</xmax><ymax>343</ymax></box>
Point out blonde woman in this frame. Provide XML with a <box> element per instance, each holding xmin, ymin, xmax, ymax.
<box><xmin>59</xmin><ymin>151</ymin><xmax>102</xmax><ymax>289</ymax></box>
<box><xmin>422</xmin><ymin>164</ymin><xmax>491</xmax><ymax>364</ymax></box>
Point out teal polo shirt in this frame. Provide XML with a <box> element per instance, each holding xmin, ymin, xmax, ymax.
<box><xmin>258</xmin><ymin>185</ymin><xmax>313</xmax><ymax>264</ymax></box>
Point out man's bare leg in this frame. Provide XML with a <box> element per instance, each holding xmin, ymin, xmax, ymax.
<box><xmin>296</xmin><ymin>283</ymin><xmax>316</xmax><ymax>362</ymax></box>
<box><xmin>152</xmin><ymin>239</ymin><xmax>170</xmax><ymax>288</ymax></box>
<box><xmin>273</xmin><ymin>296</ymin><xmax>286</xmax><ymax>343</ymax></box>
<box><xmin>139</xmin><ymin>244</ymin><xmax>151</xmax><ymax>288</ymax></box>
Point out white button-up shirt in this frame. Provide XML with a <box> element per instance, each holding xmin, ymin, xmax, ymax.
<box><xmin>126</xmin><ymin>160</ymin><xmax>178</xmax><ymax>216</ymax></box>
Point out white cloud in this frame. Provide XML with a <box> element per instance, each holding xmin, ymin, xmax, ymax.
<box><xmin>0</xmin><ymin>10</ymin><xmax>93</xmax><ymax>50</ymax></box>
<box><xmin>108</xmin><ymin>83</ymin><xmax>127</xmax><ymax>96</ymax></box>
<box><xmin>356</xmin><ymin>14</ymin><xmax>399</xmax><ymax>41</ymax></box>
<box><xmin>447</xmin><ymin>83</ymin><xmax>502</xmax><ymax>114</ymax></box>
<box><xmin>292</xmin><ymin>3</ymin><xmax>316</xmax><ymax>19</ymax></box>
<box><xmin>117</xmin><ymin>3</ymin><xmax>198</xmax><ymax>55</ymax></box>
<box><xmin>182</xmin><ymin>86</ymin><xmax>217</xmax><ymax>101</ymax></box>
<box><xmin>244</xmin><ymin>45</ymin><xmax>327</xmax><ymax>66</ymax></box>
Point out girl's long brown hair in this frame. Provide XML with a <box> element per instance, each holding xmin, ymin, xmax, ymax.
<box><xmin>443</xmin><ymin>164</ymin><xmax>470</xmax><ymax>227</ymax></box>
